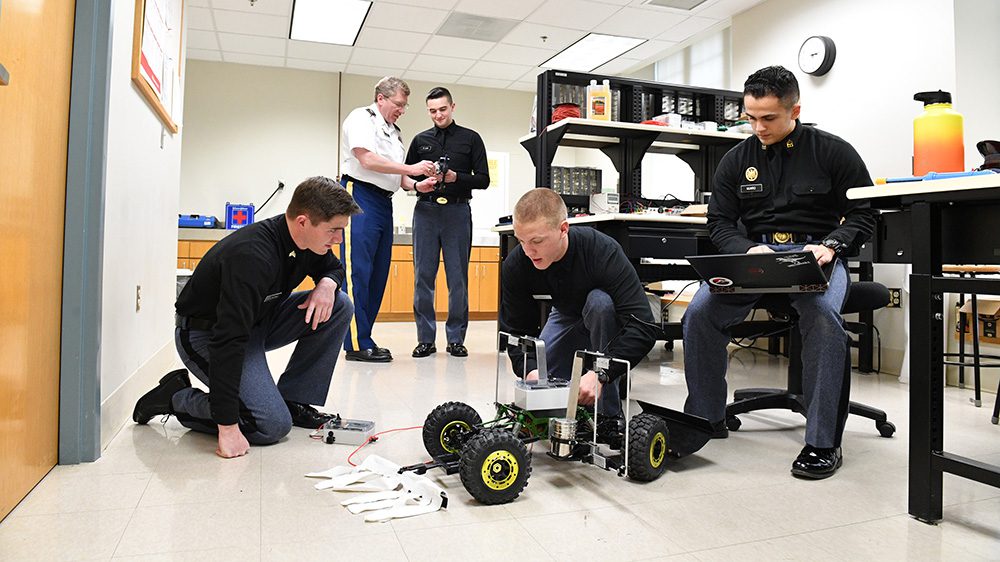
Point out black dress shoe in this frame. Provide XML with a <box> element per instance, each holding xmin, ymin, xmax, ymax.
<box><xmin>791</xmin><ymin>445</ymin><xmax>843</xmax><ymax>479</ymax></box>
<box><xmin>446</xmin><ymin>343</ymin><xmax>468</xmax><ymax>357</ymax></box>
<box><xmin>372</xmin><ymin>344</ymin><xmax>393</xmax><ymax>358</ymax></box>
<box><xmin>412</xmin><ymin>343</ymin><xmax>437</xmax><ymax>357</ymax></box>
<box><xmin>710</xmin><ymin>420</ymin><xmax>729</xmax><ymax>439</ymax></box>
<box><xmin>345</xmin><ymin>349</ymin><xmax>393</xmax><ymax>362</ymax></box>
<box><xmin>286</xmin><ymin>401</ymin><xmax>339</xmax><ymax>429</ymax></box>
<box><xmin>133</xmin><ymin>369</ymin><xmax>191</xmax><ymax>424</ymax></box>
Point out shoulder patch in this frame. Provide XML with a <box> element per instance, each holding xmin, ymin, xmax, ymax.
<box><xmin>366</xmin><ymin>108</ymin><xmax>376</xmax><ymax>117</ymax></box>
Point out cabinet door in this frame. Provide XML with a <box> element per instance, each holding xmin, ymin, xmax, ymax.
<box><xmin>478</xmin><ymin>262</ymin><xmax>499</xmax><ymax>313</ymax></box>
<box><xmin>189</xmin><ymin>241</ymin><xmax>215</xmax><ymax>259</ymax></box>
<box><xmin>177</xmin><ymin>240</ymin><xmax>191</xmax><ymax>259</ymax></box>
<box><xmin>177</xmin><ymin>259</ymin><xmax>189</xmax><ymax>270</ymax></box>
<box><xmin>467</xmin><ymin>262</ymin><xmax>481</xmax><ymax>313</ymax></box>
<box><xmin>390</xmin><ymin>262</ymin><xmax>414</xmax><ymax>313</ymax></box>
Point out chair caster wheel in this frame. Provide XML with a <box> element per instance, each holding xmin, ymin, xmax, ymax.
<box><xmin>725</xmin><ymin>416</ymin><xmax>742</xmax><ymax>432</ymax></box>
<box><xmin>663</xmin><ymin>341</ymin><xmax>674</xmax><ymax>351</ymax></box>
<box><xmin>876</xmin><ymin>421</ymin><xmax>896</xmax><ymax>438</ymax></box>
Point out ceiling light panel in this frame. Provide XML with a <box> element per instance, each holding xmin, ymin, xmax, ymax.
<box><xmin>290</xmin><ymin>0</ymin><xmax>371</xmax><ymax>46</ymax></box>
<box><xmin>541</xmin><ymin>33</ymin><xmax>645</xmax><ymax>72</ymax></box>
<box><xmin>643</xmin><ymin>0</ymin><xmax>709</xmax><ymax>9</ymax></box>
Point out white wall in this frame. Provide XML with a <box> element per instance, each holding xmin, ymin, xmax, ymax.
<box><xmin>100</xmin><ymin>0</ymin><xmax>187</xmax><ymax>444</ymax></box>
<box><xmin>179</xmin><ymin>61</ymin><xmax>340</xmax><ymax>218</ymax></box>
<box><xmin>180</xmin><ymin>68</ymin><xmax>536</xmax><ymax>239</ymax></box>
<box><xmin>955</xmin><ymin>0</ymin><xmax>1000</xmax><ymax>170</ymax></box>
<box><xmin>732</xmin><ymin>0</ymin><xmax>959</xmax><ymax>375</ymax></box>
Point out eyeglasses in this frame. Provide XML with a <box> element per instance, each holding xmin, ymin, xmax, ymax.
<box><xmin>381</xmin><ymin>95</ymin><xmax>408</xmax><ymax>109</ymax></box>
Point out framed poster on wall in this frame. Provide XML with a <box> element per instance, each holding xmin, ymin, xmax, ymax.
<box><xmin>131</xmin><ymin>0</ymin><xmax>183</xmax><ymax>133</ymax></box>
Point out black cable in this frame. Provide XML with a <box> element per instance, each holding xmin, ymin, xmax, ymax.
<box><xmin>872</xmin><ymin>323</ymin><xmax>882</xmax><ymax>374</ymax></box>
<box><xmin>256</xmin><ymin>181</ymin><xmax>285</xmax><ymax>213</ymax></box>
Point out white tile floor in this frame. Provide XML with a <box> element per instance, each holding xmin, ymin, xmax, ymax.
<box><xmin>2</xmin><ymin>321</ymin><xmax>999</xmax><ymax>561</ymax></box>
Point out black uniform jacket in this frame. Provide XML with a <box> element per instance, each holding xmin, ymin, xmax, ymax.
<box><xmin>175</xmin><ymin>215</ymin><xmax>345</xmax><ymax>425</ymax></box>
<box><xmin>405</xmin><ymin>121</ymin><xmax>489</xmax><ymax>202</ymax></box>
<box><xmin>707</xmin><ymin>120</ymin><xmax>876</xmax><ymax>255</ymax></box>
<box><xmin>499</xmin><ymin>227</ymin><xmax>658</xmax><ymax>381</ymax></box>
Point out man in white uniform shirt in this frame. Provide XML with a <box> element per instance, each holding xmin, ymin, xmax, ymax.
<box><xmin>340</xmin><ymin>76</ymin><xmax>437</xmax><ymax>362</ymax></box>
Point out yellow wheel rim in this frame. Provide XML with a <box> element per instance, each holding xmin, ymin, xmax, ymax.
<box><xmin>649</xmin><ymin>432</ymin><xmax>667</xmax><ymax>469</ymax></box>
<box><xmin>481</xmin><ymin>450</ymin><xmax>519</xmax><ymax>490</ymax></box>
<box><xmin>440</xmin><ymin>421</ymin><xmax>471</xmax><ymax>454</ymax></box>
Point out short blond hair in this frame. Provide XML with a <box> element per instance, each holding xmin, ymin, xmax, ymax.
<box><xmin>513</xmin><ymin>188</ymin><xmax>567</xmax><ymax>228</ymax></box>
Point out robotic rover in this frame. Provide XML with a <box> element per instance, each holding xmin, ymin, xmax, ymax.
<box><xmin>400</xmin><ymin>332</ymin><xmax>714</xmax><ymax>504</ymax></box>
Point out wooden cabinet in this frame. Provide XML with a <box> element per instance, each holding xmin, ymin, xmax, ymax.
<box><xmin>375</xmin><ymin>244</ymin><xmax>500</xmax><ymax>322</ymax></box>
<box><xmin>177</xmin><ymin>237</ymin><xmax>338</xmax><ymax>294</ymax></box>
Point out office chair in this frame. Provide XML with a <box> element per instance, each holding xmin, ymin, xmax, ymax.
<box><xmin>725</xmin><ymin>281</ymin><xmax>896</xmax><ymax>438</ymax></box>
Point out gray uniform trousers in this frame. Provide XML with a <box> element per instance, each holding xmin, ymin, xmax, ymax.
<box><xmin>682</xmin><ymin>245</ymin><xmax>850</xmax><ymax>448</ymax></box>
<box><xmin>540</xmin><ymin>289</ymin><xmax>623</xmax><ymax>417</ymax></box>
<box><xmin>172</xmin><ymin>290</ymin><xmax>353</xmax><ymax>444</ymax></box>
<box><xmin>412</xmin><ymin>199</ymin><xmax>472</xmax><ymax>345</ymax></box>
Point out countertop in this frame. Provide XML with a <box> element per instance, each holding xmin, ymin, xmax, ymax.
<box><xmin>179</xmin><ymin>228</ymin><xmax>499</xmax><ymax>246</ymax></box>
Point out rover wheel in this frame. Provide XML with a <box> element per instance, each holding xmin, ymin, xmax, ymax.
<box><xmin>459</xmin><ymin>429</ymin><xmax>531</xmax><ymax>505</ymax></box>
<box><xmin>422</xmin><ymin>401</ymin><xmax>482</xmax><ymax>458</ymax></box>
<box><xmin>627</xmin><ymin>413</ymin><xmax>669</xmax><ymax>482</ymax></box>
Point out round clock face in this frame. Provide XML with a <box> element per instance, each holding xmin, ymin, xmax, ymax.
<box><xmin>798</xmin><ymin>36</ymin><xmax>836</xmax><ymax>76</ymax></box>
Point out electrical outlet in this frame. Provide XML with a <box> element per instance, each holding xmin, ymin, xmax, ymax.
<box><xmin>136</xmin><ymin>285</ymin><xmax>142</xmax><ymax>312</ymax></box>
<box><xmin>887</xmin><ymin>288</ymin><xmax>902</xmax><ymax>308</ymax></box>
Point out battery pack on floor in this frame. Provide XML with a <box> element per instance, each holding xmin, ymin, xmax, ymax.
<box><xmin>320</xmin><ymin>417</ymin><xmax>376</xmax><ymax>445</ymax></box>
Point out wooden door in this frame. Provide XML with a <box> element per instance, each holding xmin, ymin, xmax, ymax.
<box><xmin>0</xmin><ymin>0</ymin><xmax>76</xmax><ymax>521</ymax></box>
<box><xmin>389</xmin><ymin>262</ymin><xmax>414</xmax><ymax>313</ymax></box>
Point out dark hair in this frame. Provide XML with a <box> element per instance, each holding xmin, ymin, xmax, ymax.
<box><xmin>744</xmin><ymin>66</ymin><xmax>800</xmax><ymax>108</ymax></box>
<box><xmin>426</xmin><ymin>86</ymin><xmax>453</xmax><ymax>104</ymax></box>
<box><xmin>286</xmin><ymin>176</ymin><xmax>361</xmax><ymax>223</ymax></box>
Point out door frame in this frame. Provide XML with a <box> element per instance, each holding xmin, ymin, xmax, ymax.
<box><xmin>59</xmin><ymin>0</ymin><xmax>113</xmax><ymax>464</ymax></box>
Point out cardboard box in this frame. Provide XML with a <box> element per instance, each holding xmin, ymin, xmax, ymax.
<box><xmin>955</xmin><ymin>298</ymin><xmax>1000</xmax><ymax>344</ymax></box>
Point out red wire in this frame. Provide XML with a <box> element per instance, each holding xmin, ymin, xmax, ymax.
<box><xmin>346</xmin><ymin>425</ymin><xmax>423</xmax><ymax>467</ymax></box>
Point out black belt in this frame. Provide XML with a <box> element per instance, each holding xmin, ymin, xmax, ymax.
<box><xmin>176</xmin><ymin>315</ymin><xmax>214</xmax><ymax>331</ymax></box>
<box><xmin>342</xmin><ymin>175</ymin><xmax>394</xmax><ymax>198</ymax></box>
<box><xmin>755</xmin><ymin>232</ymin><xmax>822</xmax><ymax>244</ymax></box>
<box><xmin>419</xmin><ymin>194</ymin><xmax>470</xmax><ymax>205</ymax></box>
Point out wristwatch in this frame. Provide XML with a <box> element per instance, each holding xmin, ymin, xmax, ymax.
<box><xmin>821</xmin><ymin>238</ymin><xmax>847</xmax><ymax>255</ymax></box>
<box><xmin>597</xmin><ymin>371</ymin><xmax>610</xmax><ymax>384</ymax></box>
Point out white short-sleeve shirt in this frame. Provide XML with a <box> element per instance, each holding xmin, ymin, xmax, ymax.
<box><xmin>341</xmin><ymin>103</ymin><xmax>405</xmax><ymax>192</ymax></box>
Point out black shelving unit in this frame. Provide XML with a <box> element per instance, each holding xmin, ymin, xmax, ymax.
<box><xmin>523</xmin><ymin>69</ymin><xmax>746</xmax><ymax>207</ymax></box>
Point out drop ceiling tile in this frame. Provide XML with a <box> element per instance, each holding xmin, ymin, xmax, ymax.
<box><xmin>620</xmin><ymin>38</ymin><xmax>676</xmax><ymax>60</ymax></box>
<box><xmin>186</xmin><ymin>7</ymin><xmax>214</xmax><ymax>30</ymax></box>
<box><xmin>695</xmin><ymin>0</ymin><xmax>763</xmax><ymax>19</ymax></box>
<box><xmin>482</xmin><ymin>43</ymin><xmax>554</xmax><ymax>66</ymax></box>
<box><xmin>186</xmin><ymin>29</ymin><xmax>220</xmax><ymax>50</ymax></box>
<box><xmin>525</xmin><ymin>0</ymin><xmax>622</xmax><ymax>31</ymax></box>
<box><xmin>285</xmin><ymin>58</ymin><xmax>347</xmax><ymax>73</ymax></box>
<box><xmin>186</xmin><ymin>48</ymin><xmax>223</xmax><ymax>61</ymax></box>
<box><xmin>593</xmin><ymin>7</ymin><xmax>688</xmax><ymax>38</ymax></box>
<box><xmin>345</xmin><ymin>63</ymin><xmax>408</xmax><ymax>78</ymax></box>
<box><xmin>217</xmin><ymin>33</ymin><xmax>287</xmax><ymax>56</ymax></box>
<box><xmin>402</xmin><ymin>70</ymin><xmax>464</xmax><ymax>85</ymax></box>
<box><xmin>222</xmin><ymin>52</ymin><xmax>287</xmax><ymax>68</ymax></box>
<box><xmin>355</xmin><ymin>27</ymin><xmax>431</xmax><ymax>50</ymax></box>
<box><xmin>465</xmin><ymin>60</ymin><xmax>533</xmax><ymax>80</ymax></box>
<box><xmin>517</xmin><ymin>66</ymin><xmax>545</xmax><ymax>82</ymax></box>
<box><xmin>364</xmin><ymin>3</ymin><xmax>450</xmax><ymax>32</ymax></box>
<box><xmin>189</xmin><ymin>0</ymin><xmax>209</xmax><ymax>6</ymax></box>
<box><xmin>408</xmin><ymin>54</ymin><xmax>476</xmax><ymax>74</ymax></box>
<box><xmin>420</xmin><ymin>36</ymin><xmax>494</xmax><ymax>60</ymax></box>
<box><xmin>286</xmin><ymin>41</ymin><xmax>353</xmax><ymax>62</ymax></box>
<box><xmin>213</xmin><ymin>10</ymin><xmax>289</xmax><ymax>38</ymax></box>
<box><xmin>501</xmin><ymin>23</ymin><xmax>585</xmax><ymax>52</ymax></box>
<box><xmin>452</xmin><ymin>0</ymin><xmax>545</xmax><ymax>20</ymax></box>
<box><xmin>457</xmin><ymin>75</ymin><xmax>513</xmax><ymax>89</ymax></box>
<box><xmin>212</xmin><ymin>0</ymin><xmax>292</xmax><ymax>16</ymax></box>
<box><xmin>657</xmin><ymin>15</ymin><xmax>720</xmax><ymax>41</ymax></box>
<box><xmin>349</xmin><ymin>47</ymin><xmax>415</xmax><ymax>68</ymax></box>
<box><xmin>371</xmin><ymin>0</ymin><xmax>459</xmax><ymax>8</ymax></box>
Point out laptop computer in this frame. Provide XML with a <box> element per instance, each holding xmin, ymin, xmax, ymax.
<box><xmin>686</xmin><ymin>251</ymin><xmax>837</xmax><ymax>294</ymax></box>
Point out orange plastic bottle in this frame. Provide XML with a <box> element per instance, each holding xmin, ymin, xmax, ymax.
<box><xmin>913</xmin><ymin>90</ymin><xmax>964</xmax><ymax>176</ymax></box>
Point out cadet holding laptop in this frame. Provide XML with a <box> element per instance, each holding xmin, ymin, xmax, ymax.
<box><xmin>682</xmin><ymin>66</ymin><xmax>876</xmax><ymax>479</ymax></box>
